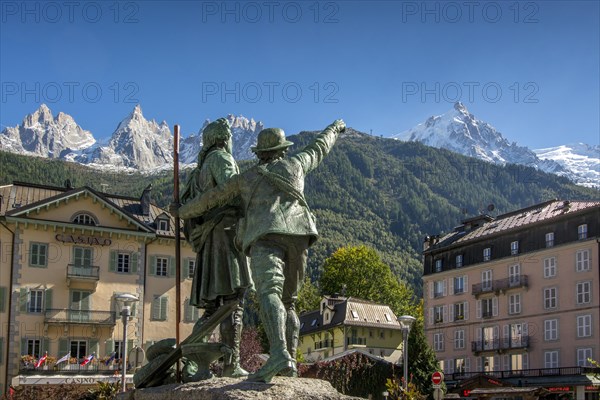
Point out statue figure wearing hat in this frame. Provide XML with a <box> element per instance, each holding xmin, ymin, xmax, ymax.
<box><xmin>173</xmin><ymin>119</ymin><xmax>346</xmax><ymax>382</ymax></box>
<box><xmin>179</xmin><ymin>117</ymin><xmax>253</xmax><ymax>379</ymax></box>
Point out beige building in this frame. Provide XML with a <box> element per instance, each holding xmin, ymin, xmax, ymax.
<box><xmin>422</xmin><ymin>200</ymin><xmax>600</xmax><ymax>398</ymax></box>
<box><xmin>0</xmin><ymin>181</ymin><xmax>201</xmax><ymax>393</ymax></box>
<box><xmin>298</xmin><ymin>295</ymin><xmax>405</xmax><ymax>364</ymax></box>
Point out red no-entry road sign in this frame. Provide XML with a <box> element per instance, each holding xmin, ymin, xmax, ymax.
<box><xmin>432</xmin><ymin>371</ymin><xmax>444</xmax><ymax>385</ymax></box>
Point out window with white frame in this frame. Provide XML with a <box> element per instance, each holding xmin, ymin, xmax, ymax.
<box><xmin>576</xmin><ymin>250</ymin><xmax>590</xmax><ymax>272</ymax></box>
<box><xmin>544</xmin><ymin>319</ymin><xmax>558</xmax><ymax>341</ymax></box>
<box><xmin>117</xmin><ymin>253</ymin><xmax>130</xmax><ymax>273</ymax></box>
<box><xmin>434</xmin><ymin>305</ymin><xmax>444</xmax><ymax>323</ymax></box>
<box><xmin>454</xmin><ymin>302</ymin><xmax>466</xmax><ymax>321</ymax></box>
<box><xmin>509</xmin><ymin>293</ymin><xmax>521</xmax><ymax>315</ymax></box>
<box><xmin>73</xmin><ymin>247</ymin><xmax>92</xmax><ymax>268</ymax></box>
<box><xmin>544</xmin><ymin>351</ymin><xmax>559</xmax><ymax>368</ymax></box>
<box><xmin>456</xmin><ymin>254</ymin><xmax>463</xmax><ymax>268</ymax></box>
<box><xmin>454</xmin><ymin>276</ymin><xmax>466</xmax><ymax>294</ymax></box>
<box><xmin>578</xmin><ymin>224</ymin><xmax>588</xmax><ymax>240</ymax></box>
<box><xmin>576</xmin><ymin>281</ymin><xmax>591</xmax><ymax>305</ymax></box>
<box><xmin>435</xmin><ymin>259</ymin><xmax>442</xmax><ymax>272</ymax></box>
<box><xmin>577</xmin><ymin>348</ymin><xmax>592</xmax><ymax>367</ymax></box>
<box><xmin>433</xmin><ymin>333</ymin><xmax>444</xmax><ymax>351</ymax></box>
<box><xmin>577</xmin><ymin>315</ymin><xmax>592</xmax><ymax>337</ymax></box>
<box><xmin>544</xmin><ymin>287</ymin><xmax>557</xmax><ymax>309</ymax></box>
<box><xmin>510</xmin><ymin>241</ymin><xmax>519</xmax><ymax>255</ymax></box>
<box><xmin>482</xmin><ymin>270</ymin><xmax>492</xmax><ymax>291</ymax></box>
<box><xmin>508</xmin><ymin>264</ymin><xmax>521</xmax><ymax>286</ymax></box>
<box><xmin>434</xmin><ymin>280</ymin><xmax>446</xmax><ymax>298</ymax></box>
<box><xmin>29</xmin><ymin>242</ymin><xmax>48</xmax><ymax>267</ymax></box>
<box><xmin>158</xmin><ymin>219</ymin><xmax>169</xmax><ymax>231</ymax></box>
<box><xmin>454</xmin><ymin>329</ymin><xmax>465</xmax><ymax>349</ymax></box>
<box><xmin>155</xmin><ymin>257</ymin><xmax>168</xmax><ymax>276</ymax></box>
<box><xmin>543</xmin><ymin>257</ymin><xmax>556</xmax><ymax>278</ymax></box>
<box><xmin>545</xmin><ymin>232</ymin><xmax>554</xmax><ymax>247</ymax></box>
<box><xmin>28</xmin><ymin>290</ymin><xmax>44</xmax><ymax>313</ymax></box>
<box><xmin>483</xmin><ymin>247</ymin><xmax>491</xmax><ymax>262</ymax></box>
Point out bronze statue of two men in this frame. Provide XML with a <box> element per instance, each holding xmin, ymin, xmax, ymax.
<box><xmin>174</xmin><ymin>117</ymin><xmax>346</xmax><ymax>383</ymax></box>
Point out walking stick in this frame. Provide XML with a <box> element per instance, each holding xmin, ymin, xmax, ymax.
<box><xmin>173</xmin><ymin>124</ymin><xmax>182</xmax><ymax>382</ymax></box>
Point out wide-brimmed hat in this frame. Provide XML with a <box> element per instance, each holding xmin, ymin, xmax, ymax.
<box><xmin>251</xmin><ymin>128</ymin><xmax>294</xmax><ymax>153</ymax></box>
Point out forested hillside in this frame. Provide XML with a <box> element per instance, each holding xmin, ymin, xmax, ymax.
<box><xmin>2</xmin><ymin>130</ymin><xmax>597</xmax><ymax>296</ymax></box>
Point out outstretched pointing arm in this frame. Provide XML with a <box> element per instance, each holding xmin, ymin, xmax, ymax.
<box><xmin>294</xmin><ymin>119</ymin><xmax>346</xmax><ymax>174</ymax></box>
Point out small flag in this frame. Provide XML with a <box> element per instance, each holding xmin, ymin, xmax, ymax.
<box><xmin>80</xmin><ymin>353</ymin><xmax>95</xmax><ymax>366</ymax></box>
<box><xmin>56</xmin><ymin>352</ymin><xmax>71</xmax><ymax>365</ymax></box>
<box><xmin>105</xmin><ymin>352</ymin><xmax>116</xmax><ymax>366</ymax></box>
<box><xmin>34</xmin><ymin>353</ymin><xmax>47</xmax><ymax>368</ymax></box>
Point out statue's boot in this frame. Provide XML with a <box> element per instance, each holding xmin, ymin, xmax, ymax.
<box><xmin>221</xmin><ymin>304</ymin><xmax>249</xmax><ymax>378</ymax></box>
<box><xmin>280</xmin><ymin>307</ymin><xmax>299</xmax><ymax>377</ymax></box>
<box><xmin>248</xmin><ymin>295</ymin><xmax>296</xmax><ymax>383</ymax></box>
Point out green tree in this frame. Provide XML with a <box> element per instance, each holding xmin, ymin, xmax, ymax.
<box><xmin>319</xmin><ymin>245</ymin><xmax>439</xmax><ymax>396</ymax></box>
<box><xmin>296</xmin><ymin>277</ymin><xmax>321</xmax><ymax>314</ymax></box>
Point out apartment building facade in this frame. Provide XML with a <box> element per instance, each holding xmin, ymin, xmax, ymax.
<box><xmin>298</xmin><ymin>295</ymin><xmax>404</xmax><ymax>363</ymax></box>
<box><xmin>422</xmin><ymin>199</ymin><xmax>600</xmax><ymax>398</ymax></box>
<box><xmin>0</xmin><ymin>181</ymin><xmax>201</xmax><ymax>393</ymax></box>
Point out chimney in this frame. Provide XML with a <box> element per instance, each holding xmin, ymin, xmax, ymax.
<box><xmin>140</xmin><ymin>184</ymin><xmax>152</xmax><ymax>216</ymax></box>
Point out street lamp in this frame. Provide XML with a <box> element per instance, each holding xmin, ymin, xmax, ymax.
<box><xmin>115</xmin><ymin>293</ymin><xmax>139</xmax><ymax>393</ymax></box>
<box><xmin>398</xmin><ymin>315</ymin><xmax>416</xmax><ymax>391</ymax></box>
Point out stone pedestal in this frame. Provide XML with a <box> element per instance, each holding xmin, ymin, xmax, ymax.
<box><xmin>117</xmin><ymin>377</ymin><xmax>363</xmax><ymax>400</ymax></box>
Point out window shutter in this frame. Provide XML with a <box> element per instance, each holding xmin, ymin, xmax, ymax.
<box><xmin>151</xmin><ymin>297</ymin><xmax>160</xmax><ymax>320</ymax></box>
<box><xmin>169</xmin><ymin>257</ymin><xmax>176</xmax><ymax>278</ymax></box>
<box><xmin>449</xmin><ymin>304</ymin><xmax>454</xmax><ymax>322</ymax></box>
<box><xmin>443</xmin><ymin>280</ymin><xmax>447</xmax><ymax>296</ymax></box>
<box><xmin>19</xmin><ymin>288</ymin><xmax>28</xmax><ymax>313</ymax></box>
<box><xmin>105</xmin><ymin>339</ymin><xmax>114</xmax><ymax>356</ymax></box>
<box><xmin>185</xmin><ymin>259</ymin><xmax>192</xmax><ymax>279</ymax></box>
<box><xmin>492</xmin><ymin>297</ymin><xmax>498</xmax><ymax>316</ymax></box>
<box><xmin>464</xmin><ymin>276</ymin><xmax>468</xmax><ymax>293</ymax></box>
<box><xmin>160</xmin><ymin>297</ymin><xmax>168</xmax><ymax>320</ymax></box>
<box><xmin>0</xmin><ymin>287</ymin><xmax>5</xmax><ymax>312</ymax></box>
<box><xmin>29</xmin><ymin>243</ymin><xmax>36</xmax><ymax>266</ymax></box>
<box><xmin>523</xmin><ymin>323</ymin><xmax>529</xmax><ymax>337</ymax></box>
<box><xmin>465</xmin><ymin>358</ymin><xmax>471</xmax><ymax>372</ymax></box>
<box><xmin>44</xmin><ymin>289</ymin><xmax>53</xmax><ymax>311</ymax></box>
<box><xmin>58</xmin><ymin>339</ymin><xmax>68</xmax><ymax>355</ymax></box>
<box><xmin>449</xmin><ymin>278</ymin><xmax>454</xmax><ymax>295</ymax></box>
<box><xmin>476</xmin><ymin>357</ymin><xmax>482</xmax><ymax>372</ymax></box>
<box><xmin>89</xmin><ymin>339</ymin><xmax>99</xmax><ymax>355</ymax></box>
<box><xmin>131</xmin><ymin>252</ymin><xmax>139</xmax><ymax>273</ymax></box>
<box><xmin>428</xmin><ymin>308</ymin><xmax>434</xmax><ymax>326</ymax></box>
<box><xmin>109</xmin><ymin>251</ymin><xmax>117</xmax><ymax>272</ymax></box>
<box><xmin>150</xmin><ymin>256</ymin><xmax>156</xmax><ymax>276</ymax></box>
<box><xmin>494</xmin><ymin>356</ymin><xmax>500</xmax><ymax>371</ymax></box>
<box><xmin>503</xmin><ymin>354</ymin><xmax>509</xmax><ymax>370</ymax></box>
<box><xmin>40</xmin><ymin>337</ymin><xmax>47</xmax><ymax>355</ymax></box>
<box><xmin>131</xmin><ymin>302</ymin><xmax>137</xmax><ymax>317</ymax></box>
<box><xmin>476</xmin><ymin>300</ymin><xmax>482</xmax><ymax>319</ymax></box>
<box><xmin>429</xmin><ymin>282</ymin><xmax>433</xmax><ymax>299</ymax></box>
<box><xmin>503</xmin><ymin>325</ymin><xmax>509</xmax><ymax>340</ymax></box>
<box><xmin>523</xmin><ymin>354</ymin><xmax>529</xmax><ymax>369</ymax></box>
<box><xmin>21</xmin><ymin>338</ymin><xmax>27</xmax><ymax>355</ymax></box>
<box><xmin>442</xmin><ymin>305</ymin><xmax>447</xmax><ymax>322</ymax></box>
<box><xmin>0</xmin><ymin>337</ymin><xmax>3</xmax><ymax>363</ymax></box>
<box><xmin>127</xmin><ymin>340</ymin><xmax>134</xmax><ymax>354</ymax></box>
<box><xmin>464</xmin><ymin>302</ymin><xmax>469</xmax><ymax>320</ymax></box>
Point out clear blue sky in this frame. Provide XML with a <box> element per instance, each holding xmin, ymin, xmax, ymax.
<box><xmin>1</xmin><ymin>0</ymin><xmax>598</xmax><ymax>148</ymax></box>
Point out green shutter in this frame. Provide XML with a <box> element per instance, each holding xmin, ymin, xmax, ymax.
<box><xmin>44</xmin><ymin>289</ymin><xmax>53</xmax><ymax>311</ymax></box>
<box><xmin>0</xmin><ymin>337</ymin><xmax>4</xmax><ymax>363</ymax></box>
<box><xmin>131</xmin><ymin>252</ymin><xmax>139</xmax><ymax>273</ymax></box>
<box><xmin>58</xmin><ymin>339</ymin><xmax>68</xmax><ymax>356</ymax></box>
<box><xmin>160</xmin><ymin>297</ymin><xmax>168</xmax><ymax>321</ymax></box>
<box><xmin>149</xmin><ymin>256</ymin><xmax>156</xmax><ymax>276</ymax></box>
<box><xmin>19</xmin><ymin>288</ymin><xmax>28</xmax><ymax>312</ymax></box>
<box><xmin>184</xmin><ymin>259</ymin><xmax>190</xmax><ymax>280</ymax></box>
<box><xmin>89</xmin><ymin>339</ymin><xmax>99</xmax><ymax>355</ymax></box>
<box><xmin>105</xmin><ymin>339</ymin><xmax>114</xmax><ymax>356</ymax></box>
<box><xmin>29</xmin><ymin>243</ymin><xmax>36</xmax><ymax>266</ymax></box>
<box><xmin>21</xmin><ymin>338</ymin><xmax>27</xmax><ymax>355</ymax></box>
<box><xmin>169</xmin><ymin>257</ymin><xmax>176</xmax><ymax>278</ymax></box>
<box><xmin>40</xmin><ymin>244</ymin><xmax>47</xmax><ymax>266</ymax></box>
<box><xmin>131</xmin><ymin>302</ymin><xmax>137</xmax><ymax>317</ymax></box>
<box><xmin>127</xmin><ymin>340</ymin><xmax>134</xmax><ymax>353</ymax></box>
<box><xmin>109</xmin><ymin>251</ymin><xmax>117</xmax><ymax>272</ymax></box>
<box><xmin>40</xmin><ymin>337</ymin><xmax>47</xmax><ymax>355</ymax></box>
<box><xmin>0</xmin><ymin>287</ymin><xmax>6</xmax><ymax>312</ymax></box>
<box><xmin>151</xmin><ymin>297</ymin><xmax>159</xmax><ymax>320</ymax></box>
<box><xmin>184</xmin><ymin>299</ymin><xmax>192</xmax><ymax>322</ymax></box>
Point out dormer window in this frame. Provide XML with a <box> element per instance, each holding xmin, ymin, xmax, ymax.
<box><xmin>435</xmin><ymin>259</ymin><xmax>443</xmax><ymax>272</ymax></box>
<box><xmin>384</xmin><ymin>313</ymin><xmax>392</xmax><ymax>322</ymax></box>
<box><xmin>158</xmin><ymin>219</ymin><xmax>169</xmax><ymax>231</ymax></box>
<box><xmin>72</xmin><ymin>212</ymin><xmax>97</xmax><ymax>226</ymax></box>
<box><xmin>545</xmin><ymin>232</ymin><xmax>554</xmax><ymax>247</ymax></box>
<box><xmin>578</xmin><ymin>224</ymin><xmax>588</xmax><ymax>240</ymax></box>
<box><xmin>483</xmin><ymin>247</ymin><xmax>492</xmax><ymax>262</ymax></box>
<box><xmin>311</xmin><ymin>319</ymin><xmax>317</xmax><ymax>327</ymax></box>
<box><xmin>510</xmin><ymin>241</ymin><xmax>519</xmax><ymax>255</ymax></box>
<box><xmin>351</xmin><ymin>310</ymin><xmax>359</xmax><ymax>319</ymax></box>
<box><xmin>456</xmin><ymin>254</ymin><xmax>463</xmax><ymax>268</ymax></box>
<box><xmin>324</xmin><ymin>312</ymin><xmax>329</xmax><ymax>322</ymax></box>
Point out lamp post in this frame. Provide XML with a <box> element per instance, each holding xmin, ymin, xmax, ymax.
<box><xmin>398</xmin><ymin>315</ymin><xmax>416</xmax><ymax>392</ymax></box>
<box><xmin>115</xmin><ymin>293</ymin><xmax>139</xmax><ymax>393</ymax></box>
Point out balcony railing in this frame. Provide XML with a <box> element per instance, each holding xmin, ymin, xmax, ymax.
<box><xmin>67</xmin><ymin>264</ymin><xmax>100</xmax><ymax>280</ymax></box>
<box><xmin>472</xmin><ymin>276</ymin><xmax>529</xmax><ymax>297</ymax></box>
<box><xmin>19</xmin><ymin>361</ymin><xmax>123</xmax><ymax>375</ymax></box>
<box><xmin>471</xmin><ymin>336</ymin><xmax>530</xmax><ymax>353</ymax></box>
<box><xmin>446</xmin><ymin>366</ymin><xmax>600</xmax><ymax>382</ymax></box>
<box><xmin>315</xmin><ymin>339</ymin><xmax>333</xmax><ymax>350</ymax></box>
<box><xmin>45</xmin><ymin>309</ymin><xmax>116</xmax><ymax>325</ymax></box>
<box><xmin>346</xmin><ymin>337</ymin><xmax>367</xmax><ymax>346</ymax></box>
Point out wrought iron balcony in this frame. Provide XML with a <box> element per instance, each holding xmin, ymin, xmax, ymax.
<box><xmin>45</xmin><ymin>309</ymin><xmax>116</xmax><ymax>325</ymax></box>
<box><xmin>472</xmin><ymin>275</ymin><xmax>529</xmax><ymax>297</ymax></box>
<box><xmin>66</xmin><ymin>264</ymin><xmax>100</xmax><ymax>286</ymax></box>
<box><xmin>471</xmin><ymin>336</ymin><xmax>530</xmax><ymax>354</ymax></box>
<box><xmin>446</xmin><ymin>366</ymin><xmax>600</xmax><ymax>382</ymax></box>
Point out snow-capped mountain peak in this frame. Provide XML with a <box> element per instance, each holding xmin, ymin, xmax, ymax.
<box><xmin>534</xmin><ymin>143</ymin><xmax>600</xmax><ymax>188</ymax></box>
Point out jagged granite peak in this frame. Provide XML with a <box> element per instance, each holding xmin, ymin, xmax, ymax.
<box><xmin>0</xmin><ymin>104</ymin><xmax>95</xmax><ymax>158</ymax></box>
<box><xmin>393</xmin><ymin>101</ymin><xmax>566</xmax><ymax>172</ymax></box>
<box><xmin>81</xmin><ymin>105</ymin><xmax>174</xmax><ymax>172</ymax></box>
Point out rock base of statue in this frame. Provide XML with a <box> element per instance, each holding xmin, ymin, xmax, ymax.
<box><xmin>117</xmin><ymin>377</ymin><xmax>363</xmax><ymax>400</ymax></box>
